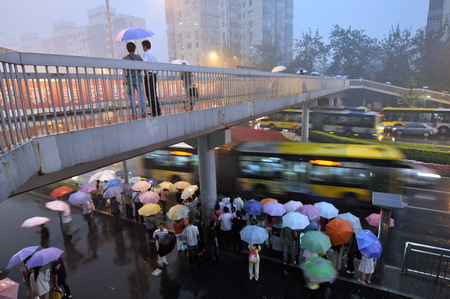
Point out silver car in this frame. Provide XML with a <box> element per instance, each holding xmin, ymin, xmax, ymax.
<box><xmin>392</xmin><ymin>123</ymin><xmax>438</xmax><ymax>137</ymax></box>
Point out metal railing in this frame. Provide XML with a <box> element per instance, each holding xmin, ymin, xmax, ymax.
<box><xmin>400</xmin><ymin>241</ymin><xmax>450</xmax><ymax>281</ymax></box>
<box><xmin>0</xmin><ymin>52</ymin><xmax>346</xmax><ymax>154</ymax></box>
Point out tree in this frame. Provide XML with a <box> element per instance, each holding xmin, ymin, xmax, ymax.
<box><xmin>399</xmin><ymin>79</ymin><xmax>418</xmax><ymax>107</ymax></box>
<box><xmin>328</xmin><ymin>25</ymin><xmax>380</xmax><ymax>78</ymax></box>
<box><xmin>292</xmin><ymin>29</ymin><xmax>329</xmax><ymax>73</ymax></box>
<box><xmin>377</xmin><ymin>25</ymin><xmax>414</xmax><ymax>86</ymax></box>
<box><xmin>247</xmin><ymin>39</ymin><xmax>285</xmax><ymax>71</ymax></box>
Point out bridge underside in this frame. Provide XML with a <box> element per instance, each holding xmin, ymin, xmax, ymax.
<box><xmin>0</xmin><ymin>87</ymin><xmax>344</xmax><ymax>202</ymax></box>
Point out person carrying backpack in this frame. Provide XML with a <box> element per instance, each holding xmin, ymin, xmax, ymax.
<box><xmin>248</xmin><ymin>244</ymin><xmax>261</xmax><ymax>281</ymax></box>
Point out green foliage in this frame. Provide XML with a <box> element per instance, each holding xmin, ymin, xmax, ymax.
<box><xmin>39</xmin><ymin>181</ymin><xmax>79</xmax><ymax>196</ymax></box>
<box><xmin>248</xmin><ymin>39</ymin><xmax>285</xmax><ymax>71</ymax></box>
<box><xmin>309</xmin><ymin>131</ymin><xmax>450</xmax><ymax>165</ymax></box>
<box><xmin>399</xmin><ymin>80</ymin><xmax>418</xmax><ymax>107</ymax></box>
<box><xmin>292</xmin><ymin>28</ymin><xmax>329</xmax><ymax>73</ymax></box>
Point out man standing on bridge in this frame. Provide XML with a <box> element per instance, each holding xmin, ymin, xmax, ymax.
<box><xmin>123</xmin><ymin>42</ymin><xmax>147</xmax><ymax>119</ymax></box>
<box><xmin>142</xmin><ymin>40</ymin><xmax>161</xmax><ymax>116</ymax></box>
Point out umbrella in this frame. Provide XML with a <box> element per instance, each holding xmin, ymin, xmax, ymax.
<box><xmin>240</xmin><ymin>225</ymin><xmax>269</xmax><ymax>244</ymax></box>
<box><xmin>325</xmin><ymin>218</ymin><xmax>354</xmax><ymax>245</ymax></box>
<box><xmin>21</xmin><ymin>217</ymin><xmax>50</xmax><ymax>228</ymax></box>
<box><xmin>263</xmin><ymin>202</ymin><xmax>286</xmax><ymax>216</ymax></box>
<box><xmin>167</xmin><ymin>204</ymin><xmax>189</xmax><ymax>220</ymax></box>
<box><xmin>6</xmin><ymin>246</ymin><xmax>40</xmax><ymax>269</ymax></box>
<box><xmin>49</xmin><ymin>186</ymin><xmax>73</xmax><ymax>198</ymax></box>
<box><xmin>301</xmin><ymin>231</ymin><xmax>332</xmax><ymax>253</ymax></box>
<box><xmin>115</xmin><ymin>169</ymin><xmax>131</xmax><ymax>177</ymax></box>
<box><xmin>294</xmin><ymin>67</ymin><xmax>308</xmax><ymax>74</ymax></box>
<box><xmin>79</xmin><ymin>183</ymin><xmax>96</xmax><ymax>193</ymax></box>
<box><xmin>174</xmin><ymin>181</ymin><xmax>191</xmax><ymax>189</ymax></box>
<box><xmin>129</xmin><ymin>177</ymin><xmax>142</xmax><ymax>184</ymax></box>
<box><xmin>243</xmin><ymin>200</ymin><xmax>263</xmax><ymax>216</ymax></box>
<box><xmin>139</xmin><ymin>191</ymin><xmax>160</xmax><ymax>204</ymax></box>
<box><xmin>260</xmin><ymin>198</ymin><xmax>278</xmax><ymax>205</ymax></box>
<box><xmin>145</xmin><ymin>178</ymin><xmax>158</xmax><ymax>185</ymax></box>
<box><xmin>284</xmin><ymin>200</ymin><xmax>303</xmax><ymax>212</ymax></box>
<box><xmin>0</xmin><ymin>278</ymin><xmax>19</xmax><ymax>299</ymax></box>
<box><xmin>89</xmin><ymin>170</ymin><xmax>115</xmax><ymax>182</ymax></box>
<box><xmin>271</xmin><ymin>66</ymin><xmax>286</xmax><ymax>73</ymax></box>
<box><xmin>159</xmin><ymin>181</ymin><xmax>177</xmax><ymax>192</ymax></box>
<box><xmin>171</xmin><ymin>59</ymin><xmax>192</xmax><ymax>65</ymax></box>
<box><xmin>115</xmin><ymin>27</ymin><xmax>155</xmax><ymax>41</ymax></box>
<box><xmin>68</xmin><ymin>191</ymin><xmax>91</xmax><ymax>205</ymax></box>
<box><xmin>103</xmin><ymin>186</ymin><xmax>123</xmax><ymax>199</ymax></box>
<box><xmin>365</xmin><ymin>213</ymin><xmax>395</xmax><ymax>228</ymax></box>
<box><xmin>304</xmin><ymin>221</ymin><xmax>319</xmax><ymax>232</ymax></box>
<box><xmin>301</xmin><ymin>257</ymin><xmax>337</xmax><ymax>283</ymax></box>
<box><xmin>132</xmin><ymin>181</ymin><xmax>151</xmax><ymax>192</ymax></box>
<box><xmin>297</xmin><ymin>204</ymin><xmax>320</xmax><ymax>220</ymax></box>
<box><xmin>337</xmin><ymin>212</ymin><xmax>362</xmax><ymax>234</ymax></box>
<box><xmin>138</xmin><ymin>203</ymin><xmax>161</xmax><ymax>216</ymax></box>
<box><xmin>315</xmin><ymin>202</ymin><xmax>339</xmax><ymax>219</ymax></box>
<box><xmin>26</xmin><ymin>247</ymin><xmax>64</xmax><ymax>268</ymax></box>
<box><xmin>356</xmin><ymin>230</ymin><xmax>383</xmax><ymax>259</ymax></box>
<box><xmin>181</xmin><ymin>185</ymin><xmax>198</xmax><ymax>200</ymax></box>
<box><xmin>158</xmin><ymin>234</ymin><xmax>176</xmax><ymax>257</ymax></box>
<box><xmin>282</xmin><ymin>212</ymin><xmax>310</xmax><ymax>230</ymax></box>
<box><xmin>105</xmin><ymin>179</ymin><xmax>122</xmax><ymax>189</ymax></box>
<box><xmin>45</xmin><ymin>200</ymin><xmax>70</xmax><ymax>212</ymax></box>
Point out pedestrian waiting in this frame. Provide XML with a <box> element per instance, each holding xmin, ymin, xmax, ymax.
<box><xmin>153</xmin><ymin>223</ymin><xmax>170</xmax><ymax>267</ymax></box>
<box><xmin>248</xmin><ymin>244</ymin><xmax>261</xmax><ymax>281</ymax></box>
<box><xmin>182</xmin><ymin>218</ymin><xmax>200</xmax><ymax>264</ymax></box>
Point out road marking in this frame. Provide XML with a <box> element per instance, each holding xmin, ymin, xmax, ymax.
<box><xmin>410</xmin><ymin>194</ymin><xmax>436</xmax><ymax>201</ymax></box>
<box><xmin>404</xmin><ymin>203</ymin><xmax>450</xmax><ymax>215</ymax></box>
<box><xmin>402</xmin><ymin>186</ymin><xmax>450</xmax><ymax>195</ymax></box>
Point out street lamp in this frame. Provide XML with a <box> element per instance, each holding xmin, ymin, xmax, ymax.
<box><xmin>224</xmin><ymin>56</ymin><xmax>238</xmax><ymax>68</ymax></box>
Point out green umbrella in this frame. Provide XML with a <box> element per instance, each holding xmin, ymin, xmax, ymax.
<box><xmin>301</xmin><ymin>231</ymin><xmax>332</xmax><ymax>253</ymax></box>
<box><xmin>301</xmin><ymin>257</ymin><xmax>337</xmax><ymax>283</ymax></box>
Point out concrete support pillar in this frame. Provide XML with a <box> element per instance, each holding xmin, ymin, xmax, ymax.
<box><xmin>122</xmin><ymin>160</ymin><xmax>129</xmax><ymax>184</ymax></box>
<box><xmin>301</xmin><ymin>103</ymin><xmax>310</xmax><ymax>142</ymax></box>
<box><xmin>328</xmin><ymin>97</ymin><xmax>335</xmax><ymax>107</ymax></box>
<box><xmin>375</xmin><ymin>207</ymin><xmax>392</xmax><ymax>283</ymax></box>
<box><xmin>336</xmin><ymin>96</ymin><xmax>343</xmax><ymax>106</ymax></box>
<box><xmin>196</xmin><ymin>129</ymin><xmax>230</xmax><ymax>222</ymax></box>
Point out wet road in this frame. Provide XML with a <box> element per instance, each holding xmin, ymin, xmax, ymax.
<box><xmin>381</xmin><ymin>134</ymin><xmax>450</xmax><ymax>146</ymax></box>
<box><xmin>0</xmin><ymin>193</ymin><xmax>386</xmax><ymax>299</ymax></box>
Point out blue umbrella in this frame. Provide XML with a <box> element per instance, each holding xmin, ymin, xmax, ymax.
<box><xmin>26</xmin><ymin>247</ymin><xmax>64</xmax><ymax>268</ymax></box>
<box><xmin>361</xmin><ymin>239</ymin><xmax>383</xmax><ymax>259</ymax></box>
<box><xmin>68</xmin><ymin>191</ymin><xmax>91</xmax><ymax>205</ymax></box>
<box><xmin>145</xmin><ymin>178</ymin><xmax>158</xmax><ymax>185</ymax></box>
<box><xmin>103</xmin><ymin>187</ymin><xmax>123</xmax><ymax>199</ymax></box>
<box><xmin>240</xmin><ymin>225</ymin><xmax>268</xmax><ymax>244</ymax></box>
<box><xmin>243</xmin><ymin>200</ymin><xmax>263</xmax><ymax>216</ymax></box>
<box><xmin>115</xmin><ymin>170</ymin><xmax>132</xmax><ymax>177</ymax></box>
<box><xmin>304</xmin><ymin>221</ymin><xmax>319</xmax><ymax>232</ymax></box>
<box><xmin>115</xmin><ymin>27</ymin><xmax>155</xmax><ymax>41</ymax></box>
<box><xmin>6</xmin><ymin>246</ymin><xmax>40</xmax><ymax>269</ymax></box>
<box><xmin>356</xmin><ymin>229</ymin><xmax>378</xmax><ymax>250</ymax></box>
<box><xmin>105</xmin><ymin>179</ymin><xmax>122</xmax><ymax>189</ymax></box>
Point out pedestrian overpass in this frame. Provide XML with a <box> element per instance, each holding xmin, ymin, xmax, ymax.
<box><xmin>1</xmin><ymin>52</ymin><xmax>449</xmax><ymax>208</ymax></box>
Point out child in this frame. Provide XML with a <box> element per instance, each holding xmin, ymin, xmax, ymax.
<box><xmin>358</xmin><ymin>255</ymin><xmax>375</xmax><ymax>284</ymax></box>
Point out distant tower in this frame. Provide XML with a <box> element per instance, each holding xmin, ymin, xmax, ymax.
<box><xmin>426</xmin><ymin>0</ymin><xmax>450</xmax><ymax>41</ymax></box>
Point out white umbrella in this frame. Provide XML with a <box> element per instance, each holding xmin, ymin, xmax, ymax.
<box><xmin>21</xmin><ymin>217</ymin><xmax>50</xmax><ymax>228</ymax></box>
<box><xmin>271</xmin><ymin>66</ymin><xmax>286</xmax><ymax>73</ymax></box>
<box><xmin>316</xmin><ymin>202</ymin><xmax>339</xmax><ymax>219</ymax></box>
<box><xmin>282</xmin><ymin>212</ymin><xmax>310</xmax><ymax>230</ymax></box>
<box><xmin>45</xmin><ymin>200</ymin><xmax>70</xmax><ymax>212</ymax></box>
<box><xmin>159</xmin><ymin>181</ymin><xmax>177</xmax><ymax>192</ymax></box>
<box><xmin>88</xmin><ymin>170</ymin><xmax>115</xmax><ymax>183</ymax></box>
<box><xmin>174</xmin><ymin>181</ymin><xmax>191</xmax><ymax>190</ymax></box>
<box><xmin>129</xmin><ymin>177</ymin><xmax>142</xmax><ymax>184</ymax></box>
<box><xmin>171</xmin><ymin>59</ymin><xmax>192</xmax><ymax>65</ymax></box>
<box><xmin>181</xmin><ymin>185</ymin><xmax>198</xmax><ymax>200</ymax></box>
<box><xmin>167</xmin><ymin>204</ymin><xmax>189</xmax><ymax>220</ymax></box>
<box><xmin>284</xmin><ymin>200</ymin><xmax>303</xmax><ymax>212</ymax></box>
<box><xmin>132</xmin><ymin>181</ymin><xmax>151</xmax><ymax>192</ymax></box>
<box><xmin>337</xmin><ymin>212</ymin><xmax>362</xmax><ymax>234</ymax></box>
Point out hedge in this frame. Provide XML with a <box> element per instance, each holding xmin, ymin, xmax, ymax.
<box><xmin>309</xmin><ymin>131</ymin><xmax>450</xmax><ymax>165</ymax></box>
<box><xmin>38</xmin><ymin>181</ymin><xmax>79</xmax><ymax>197</ymax></box>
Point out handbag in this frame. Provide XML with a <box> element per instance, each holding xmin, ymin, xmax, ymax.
<box><xmin>52</xmin><ymin>286</ymin><xmax>64</xmax><ymax>299</ymax></box>
<box><xmin>181</xmin><ymin>243</ymin><xmax>188</xmax><ymax>251</ymax></box>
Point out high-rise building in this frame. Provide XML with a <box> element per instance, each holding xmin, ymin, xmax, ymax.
<box><xmin>427</xmin><ymin>0</ymin><xmax>450</xmax><ymax>41</ymax></box>
<box><xmin>164</xmin><ymin>0</ymin><xmax>293</xmax><ymax>67</ymax></box>
<box><xmin>17</xmin><ymin>6</ymin><xmax>146</xmax><ymax>59</ymax></box>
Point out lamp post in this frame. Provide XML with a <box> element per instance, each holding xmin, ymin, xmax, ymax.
<box><xmin>105</xmin><ymin>0</ymin><xmax>115</xmax><ymax>58</ymax></box>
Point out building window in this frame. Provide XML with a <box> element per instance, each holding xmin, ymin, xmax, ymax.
<box><xmin>249</xmin><ymin>0</ymin><xmax>252</xmax><ymax>6</ymax></box>
<box><xmin>249</xmin><ymin>21</ymin><xmax>253</xmax><ymax>28</ymax></box>
<box><xmin>195</xmin><ymin>41</ymin><xmax>199</xmax><ymax>48</ymax></box>
<box><xmin>180</xmin><ymin>44</ymin><xmax>185</xmax><ymax>50</ymax></box>
<box><xmin>187</xmin><ymin>43</ymin><xmax>192</xmax><ymax>49</ymax></box>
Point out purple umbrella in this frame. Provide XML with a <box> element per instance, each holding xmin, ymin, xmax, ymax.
<box><xmin>103</xmin><ymin>187</ymin><xmax>123</xmax><ymax>199</ymax></box>
<box><xmin>105</xmin><ymin>179</ymin><xmax>122</xmax><ymax>189</ymax></box>
<box><xmin>297</xmin><ymin>204</ymin><xmax>320</xmax><ymax>220</ymax></box>
<box><xmin>243</xmin><ymin>200</ymin><xmax>263</xmax><ymax>216</ymax></box>
<box><xmin>79</xmin><ymin>183</ymin><xmax>96</xmax><ymax>193</ymax></box>
<box><xmin>115</xmin><ymin>27</ymin><xmax>155</xmax><ymax>41</ymax></box>
<box><xmin>263</xmin><ymin>202</ymin><xmax>286</xmax><ymax>216</ymax></box>
<box><xmin>26</xmin><ymin>247</ymin><xmax>64</xmax><ymax>268</ymax></box>
<box><xmin>6</xmin><ymin>246</ymin><xmax>40</xmax><ymax>269</ymax></box>
<box><xmin>68</xmin><ymin>191</ymin><xmax>91</xmax><ymax>205</ymax></box>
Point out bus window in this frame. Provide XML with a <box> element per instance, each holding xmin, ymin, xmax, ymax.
<box><xmin>285</xmin><ymin>113</ymin><xmax>302</xmax><ymax>122</ymax></box>
<box><xmin>282</xmin><ymin>161</ymin><xmax>311</xmax><ymax>193</ymax></box>
<box><xmin>393</xmin><ymin>111</ymin><xmax>405</xmax><ymax>121</ymax></box>
<box><xmin>444</xmin><ymin>112</ymin><xmax>450</xmax><ymax>122</ymax></box>
<box><xmin>405</xmin><ymin>112</ymin><xmax>419</xmax><ymax>122</ymax></box>
<box><xmin>239</xmin><ymin>155</ymin><xmax>284</xmax><ymax>179</ymax></box>
<box><xmin>418</xmin><ymin>113</ymin><xmax>432</xmax><ymax>122</ymax></box>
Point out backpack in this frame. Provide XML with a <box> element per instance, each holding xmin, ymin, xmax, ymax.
<box><xmin>249</xmin><ymin>249</ymin><xmax>259</xmax><ymax>263</ymax></box>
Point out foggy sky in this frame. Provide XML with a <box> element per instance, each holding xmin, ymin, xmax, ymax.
<box><xmin>0</xmin><ymin>0</ymin><xmax>429</xmax><ymax>62</ymax></box>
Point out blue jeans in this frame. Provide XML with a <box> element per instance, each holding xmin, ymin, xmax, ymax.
<box><xmin>127</xmin><ymin>81</ymin><xmax>146</xmax><ymax>117</ymax></box>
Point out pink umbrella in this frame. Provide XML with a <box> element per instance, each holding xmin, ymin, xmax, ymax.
<box><xmin>80</xmin><ymin>183</ymin><xmax>96</xmax><ymax>193</ymax></box>
<box><xmin>0</xmin><ymin>278</ymin><xmax>19</xmax><ymax>299</ymax></box>
<box><xmin>297</xmin><ymin>204</ymin><xmax>320</xmax><ymax>220</ymax></box>
<box><xmin>365</xmin><ymin>213</ymin><xmax>394</xmax><ymax>227</ymax></box>
<box><xmin>21</xmin><ymin>217</ymin><xmax>50</xmax><ymax>228</ymax></box>
<box><xmin>45</xmin><ymin>200</ymin><xmax>70</xmax><ymax>212</ymax></box>
<box><xmin>139</xmin><ymin>191</ymin><xmax>160</xmax><ymax>204</ymax></box>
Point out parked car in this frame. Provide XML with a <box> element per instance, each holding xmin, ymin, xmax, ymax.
<box><xmin>398</xmin><ymin>164</ymin><xmax>441</xmax><ymax>187</ymax></box>
<box><xmin>392</xmin><ymin>123</ymin><xmax>438</xmax><ymax>137</ymax></box>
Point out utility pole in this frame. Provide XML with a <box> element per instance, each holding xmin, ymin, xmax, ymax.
<box><xmin>105</xmin><ymin>0</ymin><xmax>115</xmax><ymax>58</ymax></box>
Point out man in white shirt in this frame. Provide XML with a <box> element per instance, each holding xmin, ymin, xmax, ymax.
<box><xmin>182</xmin><ymin>218</ymin><xmax>200</xmax><ymax>264</ymax></box>
<box><xmin>153</xmin><ymin>223</ymin><xmax>169</xmax><ymax>267</ymax></box>
<box><xmin>141</xmin><ymin>40</ymin><xmax>161</xmax><ymax>116</ymax></box>
<box><xmin>233</xmin><ymin>195</ymin><xmax>244</xmax><ymax>211</ymax></box>
<box><xmin>218</xmin><ymin>207</ymin><xmax>233</xmax><ymax>249</ymax></box>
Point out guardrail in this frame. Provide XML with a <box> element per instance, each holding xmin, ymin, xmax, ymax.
<box><xmin>400</xmin><ymin>241</ymin><xmax>450</xmax><ymax>281</ymax></box>
<box><xmin>0</xmin><ymin>52</ymin><xmax>346</xmax><ymax>154</ymax></box>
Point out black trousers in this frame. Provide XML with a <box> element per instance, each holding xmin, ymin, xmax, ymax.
<box><xmin>134</xmin><ymin>202</ymin><xmax>144</xmax><ymax>223</ymax></box>
<box><xmin>125</xmin><ymin>203</ymin><xmax>133</xmax><ymax>219</ymax></box>
<box><xmin>59</xmin><ymin>278</ymin><xmax>71</xmax><ymax>296</ymax></box>
<box><xmin>144</xmin><ymin>73</ymin><xmax>161</xmax><ymax>116</ymax></box>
